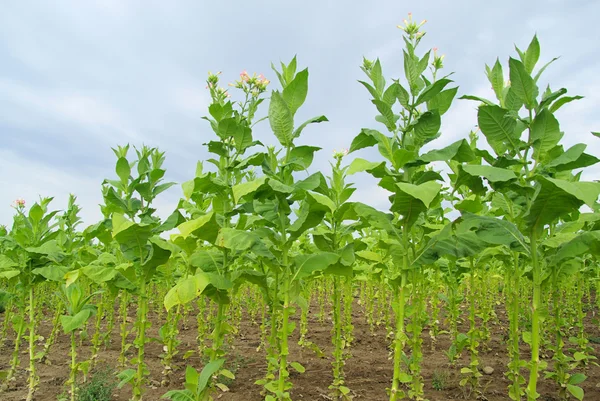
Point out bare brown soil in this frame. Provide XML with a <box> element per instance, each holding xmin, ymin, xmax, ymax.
<box><xmin>1</xmin><ymin>297</ymin><xmax>600</xmax><ymax>401</ymax></box>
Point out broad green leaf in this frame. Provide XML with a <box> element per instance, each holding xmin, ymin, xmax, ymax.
<box><xmin>233</xmin><ymin>177</ymin><xmax>267</xmax><ymax>204</ymax></box>
<box><xmin>416</xmin><ymin>78</ymin><xmax>452</xmax><ymax>105</ymax></box>
<box><xmin>392</xmin><ymin>181</ymin><xmax>442</xmax><ymax>228</ymax></box>
<box><xmin>549</xmin><ymin>95</ymin><xmax>584</xmax><ymax>113</ymax></box>
<box><xmin>417</xmin><ymin>139</ymin><xmax>475</xmax><ymax>164</ymax></box>
<box><xmin>61</xmin><ymin>309</ymin><xmax>93</xmax><ymax>333</ymax></box>
<box><xmin>414</xmin><ymin>110</ymin><xmax>441</xmax><ymax>141</ymax></box>
<box><xmin>477</xmin><ymin>105</ymin><xmax>519</xmax><ymax>155</ymax></box>
<box><xmin>287</xmin><ymin>145</ymin><xmax>321</xmax><ymax>171</ymax></box>
<box><xmin>116</xmin><ymin>157</ymin><xmax>131</xmax><ymax>184</ymax></box>
<box><xmin>530</xmin><ymin>109</ymin><xmax>562</xmax><ymax>162</ymax></box>
<box><xmin>164</xmin><ymin>273</ymin><xmax>210</xmax><ymax>311</ymax></box>
<box><xmin>197</xmin><ymin>359</ymin><xmax>225</xmax><ymax>392</ymax></box>
<box><xmin>32</xmin><ymin>265</ymin><xmax>70</xmax><ymax>282</ymax></box>
<box><xmin>215</xmin><ymin>228</ymin><xmax>273</xmax><ymax>258</ymax></box>
<box><xmin>292</xmin><ymin>252</ymin><xmax>340</xmax><ymax>281</ymax></box>
<box><xmin>545</xmin><ymin>144</ymin><xmax>600</xmax><ymax>171</ymax></box>
<box><xmin>486</xmin><ymin>59</ymin><xmax>504</xmax><ymax>102</ymax></box>
<box><xmin>509</xmin><ymin>57</ymin><xmax>538</xmax><ymax>109</ymax></box>
<box><xmin>566</xmin><ymin>385</ymin><xmax>584</xmax><ymax>401</ymax></box>
<box><xmin>269</xmin><ymin>91</ymin><xmax>294</xmax><ymax>146</ymax></box>
<box><xmin>347</xmin><ymin>158</ymin><xmax>385</xmax><ymax>175</ymax></box>
<box><xmin>522</xmin><ymin>35</ymin><xmax>540</xmax><ymax>74</ymax></box>
<box><xmin>461</xmin><ymin>164</ymin><xmax>517</xmax><ymax>182</ymax></box>
<box><xmin>292</xmin><ymin>115</ymin><xmax>328</xmax><ymax>139</ymax></box>
<box><xmin>427</xmin><ymin>87</ymin><xmax>458</xmax><ymax>115</ymax></box>
<box><xmin>349</xmin><ymin>129</ymin><xmax>379</xmax><ymax>153</ymax></box>
<box><xmin>282</xmin><ymin>68</ymin><xmax>308</xmax><ymax>116</ymax></box>
<box><xmin>526</xmin><ymin>177</ymin><xmax>600</xmax><ymax>231</ymax></box>
<box><xmin>177</xmin><ymin>212</ymin><xmax>219</xmax><ymax>243</ymax></box>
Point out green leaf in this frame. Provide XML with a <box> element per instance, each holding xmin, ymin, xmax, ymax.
<box><xmin>509</xmin><ymin>57</ymin><xmax>538</xmax><ymax>109</ymax></box>
<box><xmin>427</xmin><ymin>87</ymin><xmax>458</xmax><ymax>115</ymax></box>
<box><xmin>530</xmin><ymin>109</ymin><xmax>562</xmax><ymax>162</ymax></box>
<box><xmin>414</xmin><ymin>110</ymin><xmax>441</xmax><ymax>141</ymax></box>
<box><xmin>197</xmin><ymin>359</ymin><xmax>225</xmax><ymax>393</ymax></box>
<box><xmin>215</xmin><ymin>228</ymin><xmax>273</xmax><ymax>258</ymax></box>
<box><xmin>523</xmin><ymin>35</ymin><xmax>540</xmax><ymax>74</ymax></box>
<box><xmin>269</xmin><ymin>91</ymin><xmax>294</xmax><ymax>146</ymax></box>
<box><xmin>288</xmin><ymin>145</ymin><xmax>321</xmax><ymax>171</ymax></box>
<box><xmin>549</xmin><ymin>95</ymin><xmax>584</xmax><ymax>113</ymax></box>
<box><xmin>349</xmin><ymin>129</ymin><xmax>379</xmax><ymax>153</ymax></box>
<box><xmin>292</xmin><ymin>115</ymin><xmax>328</xmax><ymax>139</ymax></box>
<box><xmin>372</xmin><ymin>99</ymin><xmax>396</xmax><ymax>131</ymax></box>
<box><xmin>418</xmin><ymin>139</ymin><xmax>475</xmax><ymax>164</ymax></box>
<box><xmin>459</xmin><ymin>95</ymin><xmax>495</xmax><ymax>106</ymax></box>
<box><xmin>370</xmin><ymin>59</ymin><xmax>385</xmax><ymax>95</ymax></box>
<box><xmin>392</xmin><ymin>181</ymin><xmax>442</xmax><ymax>228</ymax></box>
<box><xmin>164</xmin><ymin>273</ymin><xmax>210</xmax><ymax>311</ymax></box>
<box><xmin>61</xmin><ymin>309</ymin><xmax>93</xmax><ymax>333</ymax></box>
<box><xmin>282</xmin><ymin>68</ymin><xmax>308</xmax><ymax>116</ymax></box>
<box><xmin>32</xmin><ymin>265</ymin><xmax>70</xmax><ymax>282</ymax></box>
<box><xmin>116</xmin><ymin>157</ymin><xmax>131</xmax><ymax>184</ymax></box>
<box><xmin>486</xmin><ymin>59</ymin><xmax>504</xmax><ymax>102</ymax></box>
<box><xmin>527</xmin><ymin>177</ymin><xmax>600</xmax><ymax>231</ymax></box>
<box><xmin>292</xmin><ymin>252</ymin><xmax>340</xmax><ymax>281</ymax></box>
<box><xmin>416</xmin><ymin>79</ymin><xmax>452</xmax><ymax>105</ymax></box>
<box><xmin>233</xmin><ymin>177</ymin><xmax>267</xmax><ymax>204</ymax></box>
<box><xmin>461</xmin><ymin>164</ymin><xmax>517</xmax><ymax>183</ymax></box>
<box><xmin>477</xmin><ymin>105</ymin><xmax>519</xmax><ymax>155</ymax></box>
<box><xmin>177</xmin><ymin>212</ymin><xmax>220</xmax><ymax>244</ymax></box>
<box><xmin>566</xmin><ymin>384</ymin><xmax>584</xmax><ymax>401</ymax></box>
<box><xmin>569</xmin><ymin>373</ymin><xmax>587</xmax><ymax>386</ymax></box>
<box><xmin>289</xmin><ymin>362</ymin><xmax>305</xmax><ymax>373</ymax></box>
<box><xmin>546</xmin><ymin>144</ymin><xmax>600</xmax><ymax>172</ymax></box>
<box><xmin>347</xmin><ymin>158</ymin><xmax>385</xmax><ymax>175</ymax></box>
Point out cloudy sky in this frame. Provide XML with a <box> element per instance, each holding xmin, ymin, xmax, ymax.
<box><xmin>1</xmin><ymin>0</ymin><xmax>599</xmax><ymax>227</ymax></box>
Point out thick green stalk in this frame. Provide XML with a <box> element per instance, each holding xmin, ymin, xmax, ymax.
<box><xmin>390</xmin><ymin>273</ymin><xmax>407</xmax><ymax>401</ymax></box>
<box><xmin>3</xmin><ymin>289</ymin><xmax>26</xmax><ymax>387</ymax></box>
<box><xmin>277</xmin><ymin>263</ymin><xmax>291</xmax><ymax>398</ymax></box>
<box><xmin>69</xmin><ymin>331</ymin><xmax>77</xmax><ymax>401</ymax></box>
<box><xmin>41</xmin><ymin>302</ymin><xmax>62</xmax><ymax>362</ymax></box>
<box><xmin>196</xmin><ymin>296</ymin><xmax>206</xmax><ymax>355</ymax></box>
<box><xmin>26</xmin><ymin>285</ymin><xmax>37</xmax><ymax>401</ymax></box>
<box><xmin>210</xmin><ymin>303</ymin><xmax>226</xmax><ymax>362</ymax></box>
<box><xmin>508</xmin><ymin>252</ymin><xmax>522</xmax><ymax>400</ymax></box>
<box><xmin>133</xmin><ymin>280</ymin><xmax>148</xmax><ymax>401</ymax></box>
<box><xmin>526</xmin><ymin>232</ymin><xmax>541</xmax><ymax>401</ymax></box>
<box><xmin>90</xmin><ymin>292</ymin><xmax>105</xmax><ymax>368</ymax></box>
<box><xmin>118</xmin><ymin>292</ymin><xmax>129</xmax><ymax>367</ymax></box>
<box><xmin>332</xmin><ymin>277</ymin><xmax>343</xmax><ymax>388</ymax></box>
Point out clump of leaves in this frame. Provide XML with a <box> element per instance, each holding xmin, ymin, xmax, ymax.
<box><xmin>432</xmin><ymin>369</ymin><xmax>450</xmax><ymax>391</ymax></box>
<box><xmin>77</xmin><ymin>367</ymin><xmax>116</xmax><ymax>401</ymax></box>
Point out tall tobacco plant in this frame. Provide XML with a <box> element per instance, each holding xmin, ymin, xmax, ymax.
<box><xmin>348</xmin><ymin>15</ymin><xmax>459</xmax><ymax>400</ymax></box>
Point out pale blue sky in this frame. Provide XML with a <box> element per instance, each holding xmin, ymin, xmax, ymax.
<box><xmin>1</xmin><ymin>0</ymin><xmax>599</xmax><ymax>226</ymax></box>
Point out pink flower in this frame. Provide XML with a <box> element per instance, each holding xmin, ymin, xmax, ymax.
<box><xmin>11</xmin><ymin>198</ymin><xmax>25</xmax><ymax>208</ymax></box>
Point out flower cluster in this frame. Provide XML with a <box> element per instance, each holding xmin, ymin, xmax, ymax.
<box><xmin>230</xmin><ymin>71</ymin><xmax>270</xmax><ymax>97</ymax></box>
<box><xmin>397</xmin><ymin>12</ymin><xmax>426</xmax><ymax>40</ymax></box>
<box><xmin>431</xmin><ymin>47</ymin><xmax>445</xmax><ymax>70</ymax></box>
<box><xmin>206</xmin><ymin>71</ymin><xmax>230</xmax><ymax>103</ymax></box>
<box><xmin>332</xmin><ymin>148</ymin><xmax>349</xmax><ymax>161</ymax></box>
<box><xmin>11</xmin><ymin>198</ymin><xmax>25</xmax><ymax>209</ymax></box>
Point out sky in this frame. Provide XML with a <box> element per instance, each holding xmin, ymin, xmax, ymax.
<box><xmin>1</xmin><ymin>0</ymin><xmax>599</xmax><ymax>228</ymax></box>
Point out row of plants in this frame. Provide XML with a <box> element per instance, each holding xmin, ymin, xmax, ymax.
<box><xmin>1</xmin><ymin>14</ymin><xmax>600</xmax><ymax>401</ymax></box>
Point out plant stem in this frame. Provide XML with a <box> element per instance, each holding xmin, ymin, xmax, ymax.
<box><xmin>527</xmin><ymin>231</ymin><xmax>541</xmax><ymax>401</ymax></box>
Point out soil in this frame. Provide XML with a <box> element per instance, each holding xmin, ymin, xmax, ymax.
<box><xmin>1</xmin><ymin>296</ymin><xmax>600</xmax><ymax>401</ymax></box>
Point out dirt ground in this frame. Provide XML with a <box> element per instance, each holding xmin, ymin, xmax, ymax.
<box><xmin>1</xmin><ymin>296</ymin><xmax>600</xmax><ymax>401</ymax></box>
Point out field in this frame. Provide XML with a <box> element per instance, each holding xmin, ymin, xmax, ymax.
<box><xmin>2</xmin><ymin>14</ymin><xmax>600</xmax><ymax>401</ymax></box>
<box><xmin>2</xmin><ymin>285</ymin><xmax>600</xmax><ymax>401</ymax></box>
